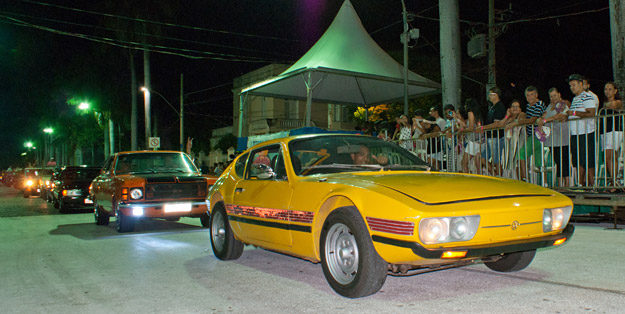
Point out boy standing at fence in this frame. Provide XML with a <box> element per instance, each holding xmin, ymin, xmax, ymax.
<box><xmin>511</xmin><ymin>86</ymin><xmax>546</xmax><ymax>182</ymax></box>
<box><xmin>567</xmin><ymin>74</ymin><xmax>598</xmax><ymax>186</ymax></box>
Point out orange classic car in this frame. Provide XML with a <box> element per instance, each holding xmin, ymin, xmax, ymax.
<box><xmin>90</xmin><ymin>150</ymin><xmax>215</xmax><ymax>232</ymax></box>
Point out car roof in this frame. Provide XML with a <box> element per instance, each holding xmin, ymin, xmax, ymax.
<box><xmin>116</xmin><ymin>150</ymin><xmax>184</xmax><ymax>155</ymax></box>
<box><xmin>246</xmin><ymin>133</ymin><xmax>373</xmax><ymax>151</ymax></box>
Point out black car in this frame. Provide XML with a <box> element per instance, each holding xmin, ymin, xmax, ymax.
<box><xmin>52</xmin><ymin>166</ymin><xmax>101</xmax><ymax>212</ymax></box>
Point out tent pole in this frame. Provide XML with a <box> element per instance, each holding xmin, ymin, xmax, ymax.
<box><xmin>306</xmin><ymin>72</ymin><xmax>312</xmax><ymax>127</ymax></box>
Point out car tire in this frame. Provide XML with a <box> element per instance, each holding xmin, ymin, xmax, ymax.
<box><xmin>115</xmin><ymin>201</ymin><xmax>135</xmax><ymax>233</ymax></box>
<box><xmin>23</xmin><ymin>190</ymin><xmax>30</xmax><ymax>198</ymax></box>
<box><xmin>94</xmin><ymin>198</ymin><xmax>110</xmax><ymax>226</ymax></box>
<box><xmin>200</xmin><ymin>212</ymin><xmax>210</xmax><ymax>228</ymax></box>
<box><xmin>53</xmin><ymin>197</ymin><xmax>60</xmax><ymax>209</ymax></box>
<box><xmin>210</xmin><ymin>204</ymin><xmax>243</xmax><ymax>260</ymax></box>
<box><xmin>484</xmin><ymin>250</ymin><xmax>537</xmax><ymax>272</ymax></box>
<box><xmin>320</xmin><ymin>206</ymin><xmax>387</xmax><ymax>298</ymax></box>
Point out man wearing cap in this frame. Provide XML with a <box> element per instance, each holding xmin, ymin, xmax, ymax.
<box><xmin>480</xmin><ymin>86</ymin><xmax>507</xmax><ymax>176</ymax></box>
<box><xmin>567</xmin><ymin>74</ymin><xmax>597</xmax><ymax>186</ymax></box>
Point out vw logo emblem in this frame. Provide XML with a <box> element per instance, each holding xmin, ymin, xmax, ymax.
<box><xmin>511</xmin><ymin>220</ymin><xmax>520</xmax><ymax>230</ymax></box>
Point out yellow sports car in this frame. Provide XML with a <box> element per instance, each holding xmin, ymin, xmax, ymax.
<box><xmin>207</xmin><ymin>134</ymin><xmax>574</xmax><ymax>298</ymax></box>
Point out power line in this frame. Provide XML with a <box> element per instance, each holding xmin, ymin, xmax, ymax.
<box><xmin>0</xmin><ymin>10</ymin><xmax>298</xmax><ymax>59</ymax></box>
<box><xmin>20</xmin><ymin>0</ymin><xmax>307</xmax><ymax>43</ymax></box>
<box><xmin>1</xmin><ymin>15</ymin><xmax>290</xmax><ymax>63</ymax></box>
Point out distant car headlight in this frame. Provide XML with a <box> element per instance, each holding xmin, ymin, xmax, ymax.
<box><xmin>26</xmin><ymin>180</ymin><xmax>34</xmax><ymax>187</ymax></box>
<box><xmin>45</xmin><ymin>180</ymin><xmax>50</xmax><ymax>186</ymax></box>
<box><xmin>543</xmin><ymin>206</ymin><xmax>572</xmax><ymax>232</ymax></box>
<box><xmin>419</xmin><ymin>215</ymin><xmax>480</xmax><ymax>245</ymax></box>
<box><xmin>129</xmin><ymin>188</ymin><xmax>143</xmax><ymax>200</ymax></box>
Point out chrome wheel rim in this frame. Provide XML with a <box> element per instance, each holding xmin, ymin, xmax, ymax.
<box><xmin>211</xmin><ymin>211</ymin><xmax>226</xmax><ymax>251</ymax></box>
<box><xmin>325</xmin><ymin>223</ymin><xmax>359</xmax><ymax>285</ymax></box>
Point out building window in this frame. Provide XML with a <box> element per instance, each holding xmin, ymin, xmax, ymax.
<box><xmin>285</xmin><ymin>99</ymin><xmax>298</xmax><ymax>119</ymax></box>
<box><xmin>334</xmin><ymin>104</ymin><xmax>352</xmax><ymax>123</ymax></box>
<box><xmin>261</xmin><ymin>97</ymin><xmax>267</xmax><ymax>118</ymax></box>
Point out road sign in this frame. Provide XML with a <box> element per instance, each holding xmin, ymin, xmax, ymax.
<box><xmin>149</xmin><ymin>137</ymin><xmax>160</xmax><ymax>149</ymax></box>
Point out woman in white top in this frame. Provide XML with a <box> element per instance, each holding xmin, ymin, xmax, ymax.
<box><xmin>599</xmin><ymin>82</ymin><xmax>623</xmax><ymax>192</ymax></box>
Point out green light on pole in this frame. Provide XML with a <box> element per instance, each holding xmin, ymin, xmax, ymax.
<box><xmin>79</xmin><ymin>102</ymin><xmax>90</xmax><ymax>110</ymax></box>
<box><xmin>25</xmin><ymin>141</ymin><xmax>33</xmax><ymax>148</ymax></box>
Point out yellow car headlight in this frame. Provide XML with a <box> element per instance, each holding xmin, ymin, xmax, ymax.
<box><xmin>419</xmin><ymin>215</ymin><xmax>480</xmax><ymax>245</ymax></box>
<box><xmin>543</xmin><ymin>206</ymin><xmax>572</xmax><ymax>232</ymax></box>
<box><xmin>26</xmin><ymin>180</ymin><xmax>34</xmax><ymax>187</ymax></box>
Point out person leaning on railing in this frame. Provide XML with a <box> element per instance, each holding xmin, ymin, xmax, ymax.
<box><xmin>598</xmin><ymin>81</ymin><xmax>623</xmax><ymax>192</ymax></box>
<box><xmin>566</xmin><ymin>74</ymin><xmax>598</xmax><ymax>187</ymax></box>
<box><xmin>537</xmin><ymin>87</ymin><xmax>571</xmax><ymax>187</ymax></box>
<box><xmin>505</xmin><ymin>86</ymin><xmax>547</xmax><ymax>182</ymax></box>
<box><xmin>458</xmin><ymin>98</ymin><xmax>484</xmax><ymax>174</ymax></box>
<box><xmin>502</xmin><ymin>100</ymin><xmax>526</xmax><ymax>178</ymax></box>
<box><xmin>479</xmin><ymin>87</ymin><xmax>507</xmax><ymax>176</ymax></box>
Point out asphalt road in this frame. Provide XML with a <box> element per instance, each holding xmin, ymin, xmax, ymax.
<box><xmin>1</xmin><ymin>185</ymin><xmax>625</xmax><ymax>314</ymax></box>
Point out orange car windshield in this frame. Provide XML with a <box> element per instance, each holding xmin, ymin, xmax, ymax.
<box><xmin>115</xmin><ymin>152</ymin><xmax>198</xmax><ymax>174</ymax></box>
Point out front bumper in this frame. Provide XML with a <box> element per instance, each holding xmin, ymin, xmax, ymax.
<box><xmin>118</xmin><ymin>200</ymin><xmax>208</xmax><ymax>218</ymax></box>
<box><xmin>372</xmin><ymin>224</ymin><xmax>575</xmax><ymax>259</ymax></box>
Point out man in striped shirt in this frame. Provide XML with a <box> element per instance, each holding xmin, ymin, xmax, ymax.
<box><xmin>567</xmin><ymin>74</ymin><xmax>598</xmax><ymax>186</ymax></box>
<box><xmin>513</xmin><ymin>86</ymin><xmax>546</xmax><ymax>181</ymax></box>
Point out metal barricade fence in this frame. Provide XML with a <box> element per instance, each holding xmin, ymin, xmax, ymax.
<box><xmin>396</xmin><ymin>111</ymin><xmax>625</xmax><ymax>191</ymax></box>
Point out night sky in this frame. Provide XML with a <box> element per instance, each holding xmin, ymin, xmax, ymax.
<box><xmin>0</xmin><ymin>0</ymin><xmax>613</xmax><ymax>168</ymax></box>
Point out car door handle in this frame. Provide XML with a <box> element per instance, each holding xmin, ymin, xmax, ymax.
<box><xmin>235</xmin><ymin>188</ymin><xmax>244</xmax><ymax>193</ymax></box>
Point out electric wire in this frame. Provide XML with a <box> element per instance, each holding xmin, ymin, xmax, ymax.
<box><xmin>20</xmin><ymin>0</ymin><xmax>306</xmax><ymax>43</ymax></box>
<box><xmin>0</xmin><ymin>10</ymin><xmax>297</xmax><ymax>59</ymax></box>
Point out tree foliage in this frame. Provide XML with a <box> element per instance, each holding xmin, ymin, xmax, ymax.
<box><xmin>215</xmin><ymin>133</ymin><xmax>237</xmax><ymax>154</ymax></box>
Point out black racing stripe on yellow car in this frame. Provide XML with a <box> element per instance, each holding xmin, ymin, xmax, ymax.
<box><xmin>228</xmin><ymin>215</ymin><xmax>312</xmax><ymax>233</ymax></box>
<box><xmin>371</xmin><ymin>224</ymin><xmax>574</xmax><ymax>259</ymax></box>
<box><xmin>377</xmin><ymin>187</ymin><xmax>552</xmax><ymax>205</ymax></box>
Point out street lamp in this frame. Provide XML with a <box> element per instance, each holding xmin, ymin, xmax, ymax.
<box><xmin>78</xmin><ymin>102</ymin><xmax>90</xmax><ymax>110</ymax></box>
<box><xmin>141</xmin><ymin>87</ymin><xmax>184</xmax><ymax>151</ymax></box>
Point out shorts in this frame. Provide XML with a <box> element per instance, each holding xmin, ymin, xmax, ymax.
<box><xmin>464</xmin><ymin>141</ymin><xmax>481</xmax><ymax>156</ymax></box>
<box><xmin>518</xmin><ymin>137</ymin><xmax>543</xmax><ymax>167</ymax></box>
<box><xmin>481</xmin><ymin>137</ymin><xmax>505</xmax><ymax>164</ymax></box>
<box><xmin>601</xmin><ymin>131</ymin><xmax>623</xmax><ymax>150</ymax></box>
<box><xmin>551</xmin><ymin>146</ymin><xmax>570</xmax><ymax>177</ymax></box>
<box><xmin>570</xmin><ymin>133</ymin><xmax>596</xmax><ymax>169</ymax></box>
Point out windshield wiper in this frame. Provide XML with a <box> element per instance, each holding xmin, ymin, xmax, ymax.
<box><xmin>381</xmin><ymin>164</ymin><xmax>431</xmax><ymax>171</ymax></box>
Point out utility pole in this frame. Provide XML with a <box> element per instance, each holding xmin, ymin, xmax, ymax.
<box><xmin>609</xmin><ymin>0</ymin><xmax>625</xmax><ymax>88</ymax></box>
<box><xmin>486</xmin><ymin>0</ymin><xmax>496</xmax><ymax>94</ymax></box>
<box><xmin>401</xmin><ymin>0</ymin><xmax>409</xmax><ymax>115</ymax></box>
<box><xmin>143</xmin><ymin>49</ymin><xmax>151</xmax><ymax>149</ymax></box>
<box><xmin>180</xmin><ymin>74</ymin><xmax>184</xmax><ymax>152</ymax></box>
<box><xmin>130</xmin><ymin>52</ymin><xmax>138</xmax><ymax>151</ymax></box>
<box><xmin>439</xmin><ymin>0</ymin><xmax>461</xmax><ymax>108</ymax></box>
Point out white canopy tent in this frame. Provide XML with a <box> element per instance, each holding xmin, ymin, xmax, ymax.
<box><xmin>239</xmin><ymin>0</ymin><xmax>441</xmax><ymax>135</ymax></box>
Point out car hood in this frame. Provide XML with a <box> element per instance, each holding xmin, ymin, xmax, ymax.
<box><xmin>317</xmin><ymin>171</ymin><xmax>555</xmax><ymax>205</ymax></box>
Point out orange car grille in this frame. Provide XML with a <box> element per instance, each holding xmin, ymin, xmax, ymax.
<box><xmin>145</xmin><ymin>182</ymin><xmax>207</xmax><ymax>200</ymax></box>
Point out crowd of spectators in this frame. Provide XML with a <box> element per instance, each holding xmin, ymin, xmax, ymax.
<box><xmin>373</xmin><ymin>74</ymin><xmax>623</xmax><ymax>190</ymax></box>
